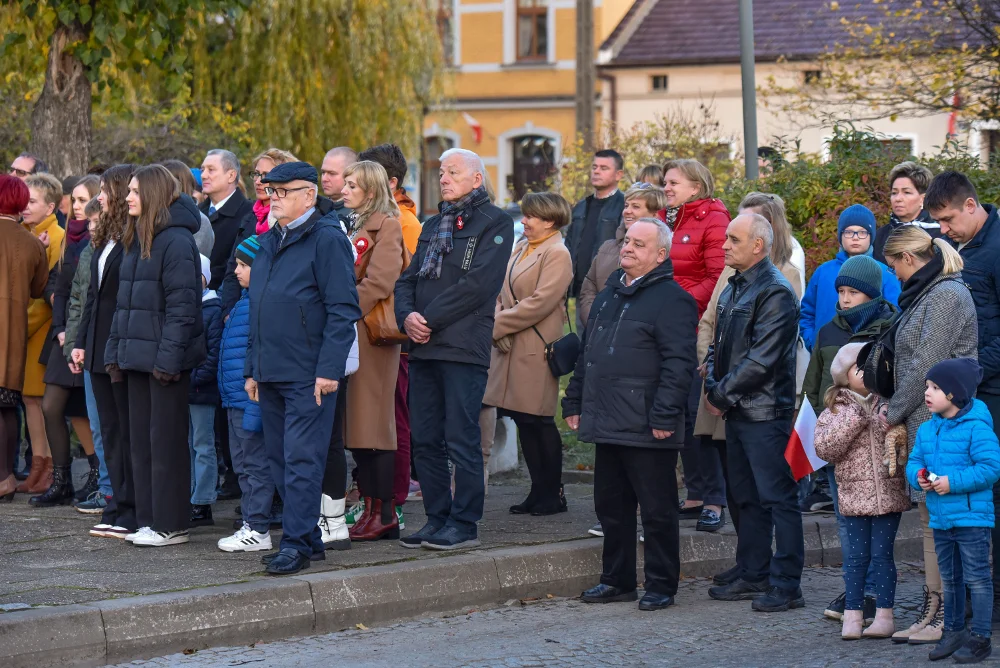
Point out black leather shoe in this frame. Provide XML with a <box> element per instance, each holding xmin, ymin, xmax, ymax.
<box><xmin>678</xmin><ymin>503</ymin><xmax>704</xmax><ymax>519</ymax></box>
<box><xmin>265</xmin><ymin>548</ymin><xmax>313</xmax><ymax>575</ymax></box>
<box><xmin>709</xmin><ymin>578</ymin><xmax>769</xmax><ymax>601</ymax></box>
<box><xmin>190</xmin><ymin>504</ymin><xmax>214</xmax><ymax>527</ymax></box>
<box><xmin>399</xmin><ymin>522</ymin><xmax>442</xmax><ymax>549</ymax></box>
<box><xmin>696</xmin><ymin>508</ymin><xmax>725</xmax><ymax>532</ymax></box>
<box><xmin>752</xmin><ymin>585</ymin><xmax>806</xmax><ymax>612</ymax></box>
<box><xmin>929</xmin><ymin>629</ymin><xmax>970</xmax><ymax>661</ymax></box>
<box><xmin>712</xmin><ymin>564</ymin><xmax>741</xmax><ymax>586</ymax></box>
<box><xmin>638</xmin><ymin>591</ymin><xmax>675</xmax><ymax>611</ymax></box>
<box><xmin>581</xmin><ymin>583</ymin><xmax>638</xmax><ymax>604</ymax></box>
<box><xmin>953</xmin><ymin>632</ymin><xmax>992</xmax><ymax>664</ymax></box>
<box><xmin>261</xmin><ymin>549</ymin><xmax>326</xmax><ymax>566</ymax></box>
<box><xmin>509</xmin><ymin>491</ymin><xmax>537</xmax><ymax>515</ymax></box>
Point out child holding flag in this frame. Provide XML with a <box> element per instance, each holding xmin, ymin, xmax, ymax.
<box><xmin>815</xmin><ymin>343</ymin><xmax>911</xmax><ymax>641</ymax></box>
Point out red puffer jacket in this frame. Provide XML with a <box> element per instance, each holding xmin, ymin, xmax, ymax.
<box><xmin>659</xmin><ymin>198</ymin><xmax>729</xmax><ymax>318</ymax></box>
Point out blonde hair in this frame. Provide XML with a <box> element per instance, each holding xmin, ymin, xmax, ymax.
<box><xmin>636</xmin><ymin>164</ymin><xmax>664</xmax><ymax>187</ymax></box>
<box><xmin>661</xmin><ymin>158</ymin><xmax>714</xmax><ymax>200</ymax></box>
<box><xmin>252</xmin><ymin>148</ymin><xmax>298</xmax><ymax>168</ymax></box>
<box><xmin>343</xmin><ymin>160</ymin><xmax>400</xmax><ymax>224</ymax></box>
<box><xmin>521</xmin><ymin>192</ymin><xmax>572</xmax><ymax>230</ymax></box>
<box><xmin>624</xmin><ymin>184</ymin><xmax>668</xmax><ymax>215</ymax></box>
<box><xmin>24</xmin><ymin>173</ymin><xmax>63</xmax><ymax>207</ymax></box>
<box><xmin>739</xmin><ymin>192</ymin><xmax>793</xmax><ymax>266</ymax></box>
<box><xmin>883</xmin><ymin>225</ymin><xmax>963</xmax><ymax>275</ymax></box>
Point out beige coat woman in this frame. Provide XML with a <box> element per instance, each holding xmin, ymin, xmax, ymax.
<box><xmin>694</xmin><ymin>262</ymin><xmax>803</xmax><ymax>439</ymax></box>
<box><xmin>484</xmin><ymin>234</ymin><xmax>573</xmax><ymax>417</ymax></box>
<box><xmin>347</xmin><ymin>211</ymin><xmax>405</xmax><ymax>451</ymax></box>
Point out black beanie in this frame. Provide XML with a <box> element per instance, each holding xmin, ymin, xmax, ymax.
<box><xmin>926</xmin><ymin>358</ymin><xmax>983</xmax><ymax>409</ymax></box>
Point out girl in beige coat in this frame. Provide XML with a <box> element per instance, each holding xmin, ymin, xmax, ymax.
<box><xmin>484</xmin><ymin>192</ymin><xmax>573</xmax><ymax>516</ymax></box>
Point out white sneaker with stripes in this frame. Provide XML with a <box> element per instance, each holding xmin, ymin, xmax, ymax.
<box><xmin>133</xmin><ymin>529</ymin><xmax>189</xmax><ymax>547</ymax></box>
<box><xmin>218</xmin><ymin>523</ymin><xmax>272</xmax><ymax>553</ymax></box>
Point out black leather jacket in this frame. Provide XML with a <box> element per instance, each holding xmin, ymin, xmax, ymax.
<box><xmin>704</xmin><ymin>257</ymin><xmax>800</xmax><ymax>422</ymax></box>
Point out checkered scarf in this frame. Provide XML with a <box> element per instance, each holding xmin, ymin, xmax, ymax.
<box><xmin>418</xmin><ymin>186</ymin><xmax>490</xmax><ymax>279</ymax></box>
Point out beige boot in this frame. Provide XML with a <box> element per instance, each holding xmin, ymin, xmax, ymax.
<box><xmin>842</xmin><ymin>609</ymin><xmax>864</xmax><ymax>640</ymax></box>
<box><xmin>891</xmin><ymin>587</ymin><xmax>939</xmax><ymax>643</ymax></box>
<box><xmin>906</xmin><ymin>595</ymin><xmax>943</xmax><ymax>644</ymax></box>
<box><xmin>862</xmin><ymin>608</ymin><xmax>895</xmax><ymax>638</ymax></box>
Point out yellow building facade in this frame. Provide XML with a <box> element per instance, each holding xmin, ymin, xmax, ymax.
<box><xmin>420</xmin><ymin>0</ymin><xmax>632</xmax><ymax>212</ymax></box>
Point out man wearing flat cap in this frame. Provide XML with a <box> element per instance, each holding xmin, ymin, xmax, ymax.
<box><xmin>244</xmin><ymin>161</ymin><xmax>361</xmax><ymax>575</ymax></box>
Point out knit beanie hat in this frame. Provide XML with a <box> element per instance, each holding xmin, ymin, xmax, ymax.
<box><xmin>235</xmin><ymin>235</ymin><xmax>261</xmax><ymax>267</ymax></box>
<box><xmin>926</xmin><ymin>358</ymin><xmax>983</xmax><ymax>409</ymax></box>
<box><xmin>199</xmin><ymin>254</ymin><xmax>211</xmax><ymax>287</ymax></box>
<box><xmin>838</xmin><ymin>204</ymin><xmax>877</xmax><ymax>244</ymax></box>
<box><xmin>830</xmin><ymin>342</ymin><xmax>868</xmax><ymax>389</ymax></box>
<box><xmin>835</xmin><ymin>254</ymin><xmax>882</xmax><ymax>299</ymax></box>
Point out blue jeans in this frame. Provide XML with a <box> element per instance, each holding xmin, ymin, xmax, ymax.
<box><xmin>829</xmin><ymin>466</ymin><xmax>876</xmax><ymax>593</ymax></box>
<box><xmin>228</xmin><ymin>408</ymin><xmax>273</xmax><ymax>534</ymax></box>
<box><xmin>842</xmin><ymin>513</ymin><xmax>901</xmax><ymax>609</ymax></box>
<box><xmin>934</xmin><ymin>526</ymin><xmax>993</xmax><ymax>637</ymax></box>
<box><xmin>188</xmin><ymin>404</ymin><xmax>219</xmax><ymax>506</ymax></box>
<box><xmin>83</xmin><ymin>371</ymin><xmax>111</xmax><ymax>496</ymax></box>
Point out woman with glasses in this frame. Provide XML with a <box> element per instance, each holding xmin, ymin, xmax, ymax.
<box><xmin>800</xmin><ymin>205</ymin><xmax>901</xmax><ymax>352</ymax></box>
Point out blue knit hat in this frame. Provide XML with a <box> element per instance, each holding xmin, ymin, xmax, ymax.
<box><xmin>235</xmin><ymin>235</ymin><xmax>261</xmax><ymax>266</ymax></box>
<box><xmin>926</xmin><ymin>358</ymin><xmax>983</xmax><ymax>409</ymax></box>
<box><xmin>838</xmin><ymin>204</ymin><xmax>877</xmax><ymax>245</ymax></box>
<box><xmin>835</xmin><ymin>254</ymin><xmax>882</xmax><ymax>299</ymax></box>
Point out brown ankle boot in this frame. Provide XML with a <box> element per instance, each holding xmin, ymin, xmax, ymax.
<box><xmin>26</xmin><ymin>457</ymin><xmax>53</xmax><ymax>494</ymax></box>
<box><xmin>15</xmin><ymin>456</ymin><xmax>44</xmax><ymax>493</ymax></box>
<box><xmin>349</xmin><ymin>499</ymin><xmax>400</xmax><ymax>541</ymax></box>
<box><xmin>348</xmin><ymin>497</ymin><xmax>375</xmax><ymax>540</ymax></box>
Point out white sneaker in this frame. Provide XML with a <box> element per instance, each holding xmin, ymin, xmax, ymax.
<box><xmin>318</xmin><ymin>495</ymin><xmax>350</xmax><ymax>550</ymax></box>
<box><xmin>89</xmin><ymin>523</ymin><xmax>113</xmax><ymax>537</ymax></box>
<box><xmin>218</xmin><ymin>524</ymin><xmax>272</xmax><ymax>552</ymax></box>
<box><xmin>125</xmin><ymin>526</ymin><xmax>153</xmax><ymax>543</ymax></box>
<box><xmin>133</xmin><ymin>529</ymin><xmax>189</xmax><ymax>547</ymax></box>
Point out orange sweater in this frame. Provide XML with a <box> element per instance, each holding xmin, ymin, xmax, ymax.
<box><xmin>395</xmin><ymin>191</ymin><xmax>421</xmax><ymax>254</ymax></box>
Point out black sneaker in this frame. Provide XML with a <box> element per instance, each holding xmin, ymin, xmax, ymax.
<box><xmin>824</xmin><ymin>592</ymin><xmax>846</xmax><ymax>620</ymax></box>
<box><xmin>953</xmin><ymin>632</ymin><xmax>992</xmax><ymax>664</ymax></box>
<box><xmin>751</xmin><ymin>585</ymin><xmax>806</xmax><ymax>612</ymax></box>
<box><xmin>708</xmin><ymin>578</ymin><xmax>769</xmax><ymax>601</ymax></box>
<box><xmin>696</xmin><ymin>508</ymin><xmax>725</xmax><ymax>532</ymax></box>
<box><xmin>712</xmin><ymin>564</ymin><xmax>741</xmax><ymax>587</ymax></box>
<box><xmin>806</xmin><ymin>491</ymin><xmax>834</xmax><ymax>513</ymax></box>
<box><xmin>399</xmin><ymin>522</ymin><xmax>442</xmax><ymax>549</ymax></box>
<box><xmin>190</xmin><ymin>504</ymin><xmax>214</xmax><ymax>527</ymax></box>
<box><xmin>421</xmin><ymin>525</ymin><xmax>481</xmax><ymax>551</ymax></box>
<box><xmin>928</xmin><ymin>629</ymin><xmax>969</xmax><ymax>661</ymax></box>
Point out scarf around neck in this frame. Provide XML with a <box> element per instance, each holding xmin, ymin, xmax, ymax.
<box><xmin>253</xmin><ymin>199</ymin><xmax>271</xmax><ymax>235</ymax></box>
<box><xmin>663</xmin><ymin>206</ymin><xmax>680</xmax><ymax>230</ymax></box>
<box><xmin>67</xmin><ymin>218</ymin><xmax>89</xmax><ymax>244</ymax></box>
<box><xmin>840</xmin><ymin>298</ymin><xmax>884</xmax><ymax>333</ymax></box>
<box><xmin>418</xmin><ymin>185</ymin><xmax>490</xmax><ymax>279</ymax></box>
<box><xmin>898</xmin><ymin>248</ymin><xmax>945</xmax><ymax>311</ymax></box>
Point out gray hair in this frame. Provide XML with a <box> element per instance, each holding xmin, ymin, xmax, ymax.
<box><xmin>325</xmin><ymin>146</ymin><xmax>357</xmax><ymax>163</ymax></box>
<box><xmin>206</xmin><ymin>149</ymin><xmax>240</xmax><ymax>176</ymax></box>
<box><xmin>439</xmin><ymin>148</ymin><xmax>486</xmax><ymax>177</ymax></box>
<box><xmin>634</xmin><ymin>217</ymin><xmax>673</xmax><ymax>253</ymax></box>
<box><xmin>744</xmin><ymin>213</ymin><xmax>774</xmax><ymax>253</ymax></box>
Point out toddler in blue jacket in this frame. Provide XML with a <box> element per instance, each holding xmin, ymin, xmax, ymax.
<box><xmin>216</xmin><ymin>236</ymin><xmax>274</xmax><ymax>554</ymax></box>
<box><xmin>906</xmin><ymin>358</ymin><xmax>1000</xmax><ymax>663</ymax></box>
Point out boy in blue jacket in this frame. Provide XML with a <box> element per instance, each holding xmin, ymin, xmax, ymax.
<box><xmin>189</xmin><ymin>255</ymin><xmax>222</xmax><ymax>528</ymax></box>
<box><xmin>216</xmin><ymin>236</ymin><xmax>273</xmax><ymax>553</ymax></box>
<box><xmin>906</xmin><ymin>358</ymin><xmax>1000</xmax><ymax>663</ymax></box>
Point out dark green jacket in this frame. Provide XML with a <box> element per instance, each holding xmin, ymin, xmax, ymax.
<box><xmin>803</xmin><ymin>300</ymin><xmax>897</xmax><ymax>413</ymax></box>
<box><xmin>63</xmin><ymin>242</ymin><xmax>94</xmax><ymax>362</ymax></box>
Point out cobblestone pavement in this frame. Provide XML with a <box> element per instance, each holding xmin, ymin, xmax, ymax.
<box><xmin>115</xmin><ymin>567</ymin><xmax>966</xmax><ymax>668</ymax></box>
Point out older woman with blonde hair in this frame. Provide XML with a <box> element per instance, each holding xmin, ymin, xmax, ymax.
<box><xmin>484</xmin><ymin>192</ymin><xmax>573</xmax><ymax>516</ymax></box>
<box><xmin>340</xmin><ymin>160</ymin><xmax>408</xmax><ymax>541</ymax></box>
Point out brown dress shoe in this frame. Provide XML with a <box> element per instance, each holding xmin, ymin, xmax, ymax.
<box><xmin>348</xmin><ymin>497</ymin><xmax>374</xmax><ymax>540</ymax></box>
<box><xmin>15</xmin><ymin>456</ymin><xmax>45</xmax><ymax>493</ymax></box>
<box><xmin>30</xmin><ymin>457</ymin><xmax>54</xmax><ymax>494</ymax></box>
<box><xmin>349</xmin><ymin>499</ymin><xmax>400</xmax><ymax>541</ymax></box>
<box><xmin>0</xmin><ymin>474</ymin><xmax>16</xmax><ymax>501</ymax></box>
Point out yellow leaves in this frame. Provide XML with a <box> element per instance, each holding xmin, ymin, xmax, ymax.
<box><xmin>830</xmin><ymin>0</ymin><xmax>840</xmax><ymax>9</ymax></box>
<box><xmin>863</xmin><ymin>24</ymin><xmax>874</xmax><ymax>34</ymax></box>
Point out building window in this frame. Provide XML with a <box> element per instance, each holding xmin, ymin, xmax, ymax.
<box><xmin>434</xmin><ymin>0</ymin><xmax>454</xmax><ymax>66</ymax></box>
<box><xmin>509</xmin><ymin>135</ymin><xmax>555</xmax><ymax>200</ymax></box>
<box><xmin>422</xmin><ymin>135</ymin><xmax>456</xmax><ymax>216</ymax></box>
<box><xmin>984</xmin><ymin>129</ymin><xmax>1000</xmax><ymax>167</ymax></box>
<box><xmin>803</xmin><ymin>70</ymin><xmax>823</xmax><ymax>85</ymax></box>
<box><xmin>650</xmin><ymin>75</ymin><xmax>669</xmax><ymax>92</ymax></box>
<box><xmin>517</xmin><ymin>0</ymin><xmax>548</xmax><ymax>61</ymax></box>
<box><xmin>879</xmin><ymin>138</ymin><xmax>914</xmax><ymax>155</ymax></box>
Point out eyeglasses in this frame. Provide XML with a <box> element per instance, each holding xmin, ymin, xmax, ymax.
<box><xmin>630</xmin><ymin>182</ymin><xmax>655</xmax><ymax>190</ymax></box>
<box><xmin>249</xmin><ymin>171</ymin><xmax>269</xmax><ymax>181</ymax></box>
<box><xmin>842</xmin><ymin>229</ymin><xmax>870</xmax><ymax>240</ymax></box>
<box><xmin>8</xmin><ymin>167</ymin><xmax>29</xmax><ymax>177</ymax></box>
<box><xmin>264</xmin><ymin>186</ymin><xmax>310</xmax><ymax>198</ymax></box>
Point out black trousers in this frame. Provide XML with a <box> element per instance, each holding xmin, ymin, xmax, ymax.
<box><xmin>595</xmin><ymin>443</ymin><xmax>680</xmax><ymax>596</ymax></box>
<box><xmin>127</xmin><ymin>371</ymin><xmax>191</xmax><ymax>532</ymax></box>
<box><xmin>91</xmin><ymin>372</ymin><xmax>136</xmax><ymax>530</ymax></box>
<box><xmin>323</xmin><ymin>376</ymin><xmax>349</xmax><ymax>499</ymax></box>
<box><xmin>726</xmin><ymin>417</ymin><xmax>803</xmax><ymax>589</ymax></box>
<box><xmin>509</xmin><ymin>412</ymin><xmax>562</xmax><ymax>510</ymax></box>
<box><xmin>709</xmin><ymin>437</ymin><xmax>739</xmax><ymax>532</ymax></box>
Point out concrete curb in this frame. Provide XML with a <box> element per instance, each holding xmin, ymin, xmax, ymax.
<box><xmin>0</xmin><ymin>511</ymin><xmax>924</xmax><ymax>667</ymax></box>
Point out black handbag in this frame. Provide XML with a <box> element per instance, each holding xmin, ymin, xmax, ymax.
<box><xmin>859</xmin><ymin>326</ymin><xmax>897</xmax><ymax>399</ymax></box>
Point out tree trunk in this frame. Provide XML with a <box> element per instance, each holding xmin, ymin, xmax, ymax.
<box><xmin>30</xmin><ymin>22</ymin><xmax>92</xmax><ymax>178</ymax></box>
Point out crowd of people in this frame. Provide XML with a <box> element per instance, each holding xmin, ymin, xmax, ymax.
<box><xmin>3</xmin><ymin>143</ymin><xmax>1000</xmax><ymax>661</ymax></box>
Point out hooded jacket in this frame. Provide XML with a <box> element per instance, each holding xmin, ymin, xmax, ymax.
<box><xmin>218</xmin><ymin>289</ymin><xmax>261</xmax><ymax>432</ymax></box>
<box><xmin>190</xmin><ymin>289</ymin><xmax>223</xmax><ymax>404</ymax></box>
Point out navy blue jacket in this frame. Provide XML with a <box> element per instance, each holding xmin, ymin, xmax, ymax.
<box><xmin>245</xmin><ymin>208</ymin><xmax>361</xmax><ymax>383</ymax></box>
<box><xmin>190</xmin><ymin>290</ymin><xmax>223</xmax><ymax>405</ymax></box>
<box><xmin>394</xmin><ymin>200</ymin><xmax>514</xmax><ymax>367</ymax></box>
<box><xmin>105</xmin><ymin>195</ymin><xmax>206</xmax><ymax>374</ymax></box>
<box><xmin>218</xmin><ymin>290</ymin><xmax>261</xmax><ymax>431</ymax></box>
<box><xmin>956</xmin><ymin>205</ymin><xmax>1000</xmax><ymax>396</ymax></box>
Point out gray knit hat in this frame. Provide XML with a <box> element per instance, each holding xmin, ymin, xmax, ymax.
<box><xmin>835</xmin><ymin>255</ymin><xmax>882</xmax><ymax>299</ymax></box>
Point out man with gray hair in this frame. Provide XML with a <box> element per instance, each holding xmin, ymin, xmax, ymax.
<box><xmin>704</xmin><ymin>213</ymin><xmax>804</xmax><ymax>613</ymax></box>
<box><xmin>563</xmin><ymin>218</ymin><xmax>699</xmax><ymax>611</ymax></box>
<box><xmin>320</xmin><ymin>146</ymin><xmax>357</xmax><ymax>229</ymax></box>
<box><xmin>200</xmin><ymin>149</ymin><xmax>253</xmax><ymax>289</ymax></box>
<box><xmin>394</xmin><ymin>147</ymin><xmax>514</xmax><ymax>550</ymax></box>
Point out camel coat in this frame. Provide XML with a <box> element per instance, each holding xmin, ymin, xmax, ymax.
<box><xmin>693</xmin><ymin>261</ymin><xmax>803</xmax><ymax>439</ymax></box>
<box><xmin>0</xmin><ymin>218</ymin><xmax>49</xmax><ymax>394</ymax></box>
<box><xmin>484</xmin><ymin>234</ymin><xmax>573</xmax><ymax>417</ymax></box>
<box><xmin>347</xmin><ymin>211</ymin><xmax>405</xmax><ymax>451</ymax></box>
<box><xmin>22</xmin><ymin>214</ymin><xmax>64</xmax><ymax>397</ymax></box>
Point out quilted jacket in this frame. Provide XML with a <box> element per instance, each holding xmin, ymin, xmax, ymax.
<box><xmin>658</xmin><ymin>197</ymin><xmax>729</xmax><ymax>318</ymax></box>
<box><xmin>218</xmin><ymin>290</ymin><xmax>261</xmax><ymax>432</ymax></box>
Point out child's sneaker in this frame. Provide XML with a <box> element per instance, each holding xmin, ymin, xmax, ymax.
<box><xmin>133</xmin><ymin>530</ymin><xmax>189</xmax><ymax>547</ymax></box>
<box><xmin>218</xmin><ymin>524</ymin><xmax>272</xmax><ymax>552</ymax></box>
<box><xmin>345</xmin><ymin>499</ymin><xmax>365</xmax><ymax>527</ymax></box>
<box><xmin>396</xmin><ymin>505</ymin><xmax>405</xmax><ymax>530</ymax></box>
<box><xmin>75</xmin><ymin>491</ymin><xmax>109</xmax><ymax>515</ymax></box>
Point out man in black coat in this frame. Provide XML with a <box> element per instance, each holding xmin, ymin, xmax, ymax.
<box><xmin>394</xmin><ymin>148</ymin><xmax>514</xmax><ymax>551</ymax></box>
<box><xmin>199</xmin><ymin>149</ymin><xmax>254</xmax><ymax>290</ymax></box>
<box><xmin>704</xmin><ymin>213</ymin><xmax>803</xmax><ymax>612</ymax></box>
<box><xmin>564</xmin><ymin>149</ymin><xmax>625</xmax><ymax>299</ymax></box>
<box><xmin>563</xmin><ymin>218</ymin><xmax>698</xmax><ymax>612</ymax></box>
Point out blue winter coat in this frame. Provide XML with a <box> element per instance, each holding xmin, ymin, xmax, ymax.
<box><xmin>800</xmin><ymin>249</ymin><xmax>900</xmax><ymax>351</ymax></box>
<box><xmin>218</xmin><ymin>290</ymin><xmax>261</xmax><ymax>432</ymax></box>
<box><xmin>190</xmin><ymin>290</ymin><xmax>223</xmax><ymax>405</ymax></box>
<box><xmin>955</xmin><ymin>205</ymin><xmax>1000</xmax><ymax>396</ymax></box>
<box><xmin>245</xmin><ymin>208</ymin><xmax>361</xmax><ymax>383</ymax></box>
<box><xmin>906</xmin><ymin>399</ymin><xmax>1000</xmax><ymax>530</ymax></box>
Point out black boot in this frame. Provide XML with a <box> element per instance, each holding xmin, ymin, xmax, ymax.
<box><xmin>511</xmin><ymin>424</ymin><xmax>543</xmax><ymax>514</ymax></box>
<box><xmin>190</xmin><ymin>504</ymin><xmax>214</xmax><ymax>527</ymax></box>
<box><xmin>529</xmin><ymin>424</ymin><xmax>565</xmax><ymax>516</ymax></box>
<box><xmin>29</xmin><ymin>465</ymin><xmax>75</xmax><ymax>507</ymax></box>
<box><xmin>953</xmin><ymin>633</ymin><xmax>992</xmax><ymax>664</ymax></box>
<box><xmin>75</xmin><ymin>454</ymin><xmax>101</xmax><ymax>502</ymax></box>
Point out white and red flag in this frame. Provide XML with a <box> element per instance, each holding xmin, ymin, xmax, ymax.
<box><xmin>463</xmin><ymin>112</ymin><xmax>482</xmax><ymax>144</ymax></box>
<box><xmin>784</xmin><ymin>401</ymin><xmax>826</xmax><ymax>482</ymax></box>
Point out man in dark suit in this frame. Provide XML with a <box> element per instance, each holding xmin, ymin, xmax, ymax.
<box><xmin>199</xmin><ymin>149</ymin><xmax>254</xmax><ymax>289</ymax></box>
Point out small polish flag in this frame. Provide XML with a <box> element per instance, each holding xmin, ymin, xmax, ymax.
<box><xmin>784</xmin><ymin>400</ymin><xmax>826</xmax><ymax>482</ymax></box>
<box><xmin>463</xmin><ymin>112</ymin><xmax>483</xmax><ymax>144</ymax></box>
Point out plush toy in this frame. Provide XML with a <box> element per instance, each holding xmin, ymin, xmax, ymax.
<box><xmin>884</xmin><ymin>424</ymin><xmax>908</xmax><ymax>476</ymax></box>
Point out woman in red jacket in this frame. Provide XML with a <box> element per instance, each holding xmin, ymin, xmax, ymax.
<box><xmin>658</xmin><ymin>158</ymin><xmax>731</xmax><ymax>533</ymax></box>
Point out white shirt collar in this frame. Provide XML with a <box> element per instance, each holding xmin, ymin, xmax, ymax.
<box><xmin>211</xmin><ymin>188</ymin><xmax>236</xmax><ymax>212</ymax></box>
<box><xmin>622</xmin><ymin>273</ymin><xmax>644</xmax><ymax>286</ymax></box>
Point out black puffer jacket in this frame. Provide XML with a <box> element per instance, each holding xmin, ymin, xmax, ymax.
<box><xmin>704</xmin><ymin>257</ymin><xmax>800</xmax><ymax>422</ymax></box>
<box><xmin>105</xmin><ymin>194</ymin><xmax>207</xmax><ymax>374</ymax></box>
<box><xmin>562</xmin><ymin>260</ymin><xmax>698</xmax><ymax>448</ymax></box>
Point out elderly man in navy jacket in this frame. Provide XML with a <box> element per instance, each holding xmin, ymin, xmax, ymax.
<box><xmin>244</xmin><ymin>162</ymin><xmax>361</xmax><ymax>575</ymax></box>
<box><xmin>394</xmin><ymin>148</ymin><xmax>514</xmax><ymax>551</ymax></box>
